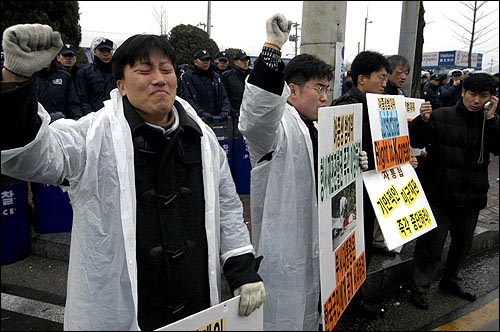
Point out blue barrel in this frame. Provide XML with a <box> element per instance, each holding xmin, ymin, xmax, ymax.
<box><xmin>31</xmin><ymin>183</ymin><xmax>73</xmax><ymax>233</ymax></box>
<box><xmin>204</xmin><ymin>115</ymin><xmax>235</xmax><ymax>177</ymax></box>
<box><xmin>1</xmin><ymin>177</ymin><xmax>31</xmax><ymax>265</ymax></box>
<box><xmin>233</xmin><ymin>119</ymin><xmax>251</xmax><ymax>195</ymax></box>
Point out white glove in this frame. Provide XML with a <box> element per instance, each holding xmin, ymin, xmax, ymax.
<box><xmin>359</xmin><ymin>150</ymin><xmax>369</xmax><ymax>171</ymax></box>
<box><xmin>266</xmin><ymin>13</ymin><xmax>292</xmax><ymax>49</ymax></box>
<box><xmin>233</xmin><ymin>281</ymin><xmax>266</xmax><ymax>316</ymax></box>
<box><xmin>2</xmin><ymin>23</ymin><xmax>63</xmax><ymax>77</ymax></box>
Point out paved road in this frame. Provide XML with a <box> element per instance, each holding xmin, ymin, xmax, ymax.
<box><xmin>1</xmin><ymin>155</ymin><xmax>497</xmax><ymax>331</ymax></box>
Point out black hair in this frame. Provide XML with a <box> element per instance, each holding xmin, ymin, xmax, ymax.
<box><xmin>350</xmin><ymin>51</ymin><xmax>390</xmax><ymax>86</ymax></box>
<box><xmin>284</xmin><ymin>54</ymin><xmax>334</xmax><ymax>85</ymax></box>
<box><xmin>386</xmin><ymin>54</ymin><xmax>410</xmax><ymax>74</ymax></box>
<box><xmin>112</xmin><ymin>34</ymin><xmax>176</xmax><ymax>81</ymax></box>
<box><xmin>463</xmin><ymin>72</ymin><xmax>496</xmax><ymax>95</ymax></box>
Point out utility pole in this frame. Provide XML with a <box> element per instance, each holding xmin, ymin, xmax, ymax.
<box><xmin>301</xmin><ymin>1</ymin><xmax>347</xmax><ymax>103</ymax></box>
<box><xmin>207</xmin><ymin>1</ymin><xmax>212</xmax><ymax>37</ymax></box>
<box><xmin>363</xmin><ymin>5</ymin><xmax>372</xmax><ymax>52</ymax></box>
<box><xmin>398</xmin><ymin>1</ymin><xmax>420</xmax><ymax>96</ymax></box>
<box><xmin>288</xmin><ymin>22</ymin><xmax>300</xmax><ymax>56</ymax></box>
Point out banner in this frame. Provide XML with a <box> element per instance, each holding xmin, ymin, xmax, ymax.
<box><xmin>366</xmin><ymin>93</ymin><xmax>411</xmax><ymax>172</ymax></box>
<box><xmin>317</xmin><ymin>103</ymin><xmax>365</xmax><ymax>330</ymax></box>
<box><xmin>363</xmin><ymin>94</ymin><xmax>436</xmax><ymax>251</ymax></box>
<box><xmin>363</xmin><ymin>164</ymin><xmax>436</xmax><ymax>250</ymax></box>
<box><xmin>156</xmin><ymin>296</ymin><xmax>263</xmax><ymax>331</ymax></box>
<box><xmin>404</xmin><ymin>97</ymin><xmax>425</xmax><ymax>156</ymax></box>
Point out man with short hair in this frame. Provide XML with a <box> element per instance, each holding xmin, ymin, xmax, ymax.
<box><xmin>409</xmin><ymin>72</ymin><xmax>499</xmax><ymax>310</ymax></box>
<box><xmin>239</xmin><ymin>14</ymin><xmax>369</xmax><ymax>330</ymax></box>
<box><xmin>179</xmin><ymin>50</ymin><xmax>232</xmax><ymax>121</ymax></box>
<box><xmin>332</xmin><ymin>50</ymin><xmax>391</xmax><ymax>317</ymax></box>
<box><xmin>76</xmin><ymin>37</ymin><xmax>117</xmax><ymax>114</ymax></box>
<box><xmin>1</xmin><ymin>23</ymin><xmax>265</xmax><ymax>331</ymax></box>
<box><xmin>384</xmin><ymin>54</ymin><xmax>410</xmax><ymax>95</ymax></box>
<box><xmin>377</xmin><ymin>55</ymin><xmax>432</xmax><ymax>257</ymax></box>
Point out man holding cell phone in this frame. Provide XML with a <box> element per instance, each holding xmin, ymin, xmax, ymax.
<box><xmin>408</xmin><ymin>72</ymin><xmax>499</xmax><ymax>310</ymax></box>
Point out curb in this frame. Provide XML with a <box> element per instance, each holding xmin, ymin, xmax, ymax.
<box><xmin>364</xmin><ymin>226</ymin><xmax>499</xmax><ymax>298</ymax></box>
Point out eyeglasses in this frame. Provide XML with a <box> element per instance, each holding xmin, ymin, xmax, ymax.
<box><xmin>302</xmin><ymin>84</ymin><xmax>331</xmax><ymax>96</ymax></box>
<box><xmin>368</xmin><ymin>76</ymin><xmax>388</xmax><ymax>83</ymax></box>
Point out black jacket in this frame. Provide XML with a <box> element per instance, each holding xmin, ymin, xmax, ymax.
<box><xmin>221</xmin><ymin>66</ymin><xmax>251</xmax><ymax>114</ymax></box>
<box><xmin>409</xmin><ymin>100</ymin><xmax>499</xmax><ymax>211</ymax></box>
<box><xmin>179</xmin><ymin>65</ymin><xmax>232</xmax><ymax>117</ymax></box>
<box><xmin>384</xmin><ymin>80</ymin><xmax>404</xmax><ymax>95</ymax></box>
<box><xmin>1</xmin><ymin>76</ymin><xmax>262</xmax><ymax>330</ymax></box>
<box><xmin>37</xmin><ymin>61</ymin><xmax>82</xmax><ymax>120</ymax></box>
<box><xmin>332</xmin><ymin>87</ymin><xmax>376</xmax><ymax>171</ymax></box>
<box><xmin>76</xmin><ymin>58</ymin><xmax>116</xmax><ymax>115</ymax></box>
<box><xmin>422</xmin><ymin>81</ymin><xmax>442</xmax><ymax>110</ymax></box>
<box><xmin>438</xmin><ymin>80</ymin><xmax>463</xmax><ymax>107</ymax></box>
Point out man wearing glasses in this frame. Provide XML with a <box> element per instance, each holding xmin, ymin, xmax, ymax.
<box><xmin>331</xmin><ymin>50</ymin><xmax>391</xmax><ymax>318</ymax></box>
<box><xmin>376</xmin><ymin>55</ymin><xmax>432</xmax><ymax>256</ymax></box>
<box><xmin>238</xmin><ymin>14</ymin><xmax>369</xmax><ymax>331</ymax></box>
<box><xmin>384</xmin><ymin>54</ymin><xmax>410</xmax><ymax>96</ymax></box>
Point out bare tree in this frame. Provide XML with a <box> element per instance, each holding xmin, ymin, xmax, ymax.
<box><xmin>445</xmin><ymin>1</ymin><xmax>498</xmax><ymax>67</ymax></box>
<box><xmin>153</xmin><ymin>2</ymin><xmax>168</xmax><ymax>36</ymax></box>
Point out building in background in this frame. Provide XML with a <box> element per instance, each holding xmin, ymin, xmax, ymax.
<box><xmin>422</xmin><ymin>50</ymin><xmax>483</xmax><ymax>75</ymax></box>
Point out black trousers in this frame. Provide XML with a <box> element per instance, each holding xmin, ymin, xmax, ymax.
<box><xmin>411</xmin><ymin>204</ymin><xmax>479</xmax><ymax>293</ymax></box>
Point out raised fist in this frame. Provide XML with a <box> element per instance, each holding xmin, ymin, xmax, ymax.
<box><xmin>266</xmin><ymin>13</ymin><xmax>292</xmax><ymax>49</ymax></box>
<box><xmin>2</xmin><ymin>23</ymin><xmax>63</xmax><ymax>77</ymax></box>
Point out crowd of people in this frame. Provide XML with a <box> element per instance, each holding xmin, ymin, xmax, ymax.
<box><xmin>420</xmin><ymin>68</ymin><xmax>500</xmax><ymax>112</ymax></box>
<box><xmin>0</xmin><ymin>33</ymin><xmax>255</xmax><ymax>128</ymax></box>
<box><xmin>1</xmin><ymin>12</ymin><xmax>499</xmax><ymax>331</ymax></box>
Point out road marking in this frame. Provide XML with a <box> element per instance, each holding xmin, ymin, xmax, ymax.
<box><xmin>1</xmin><ymin>293</ymin><xmax>64</xmax><ymax>324</ymax></box>
<box><xmin>432</xmin><ymin>298</ymin><xmax>499</xmax><ymax>331</ymax></box>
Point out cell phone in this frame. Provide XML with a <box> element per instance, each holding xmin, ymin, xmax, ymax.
<box><xmin>484</xmin><ymin>101</ymin><xmax>492</xmax><ymax>111</ymax></box>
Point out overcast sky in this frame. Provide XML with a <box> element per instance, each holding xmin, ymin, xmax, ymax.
<box><xmin>78</xmin><ymin>1</ymin><xmax>499</xmax><ymax>73</ymax></box>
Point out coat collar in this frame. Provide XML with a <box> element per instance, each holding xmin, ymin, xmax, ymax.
<box><xmin>122</xmin><ymin>96</ymin><xmax>203</xmax><ymax>138</ymax></box>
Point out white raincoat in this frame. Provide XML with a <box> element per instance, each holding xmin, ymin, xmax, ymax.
<box><xmin>239</xmin><ymin>83</ymin><xmax>320</xmax><ymax>330</ymax></box>
<box><xmin>1</xmin><ymin>89</ymin><xmax>254</xmax><ymax>331</ymax></box>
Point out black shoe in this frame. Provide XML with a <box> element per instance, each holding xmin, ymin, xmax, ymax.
<box><xmin>439</xmin><ymin>280</ymin><xmax>477</xmax><ymax>301</ymax></box>
<box><xmin>410</xmin><ymin>290</ymin><xmax>429</xmax><ymax>310</ymax></box>
<box><xmin>350</xmin><ymin>300</ymin><xmax>385</xmax><ymax>319</ymax></box>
